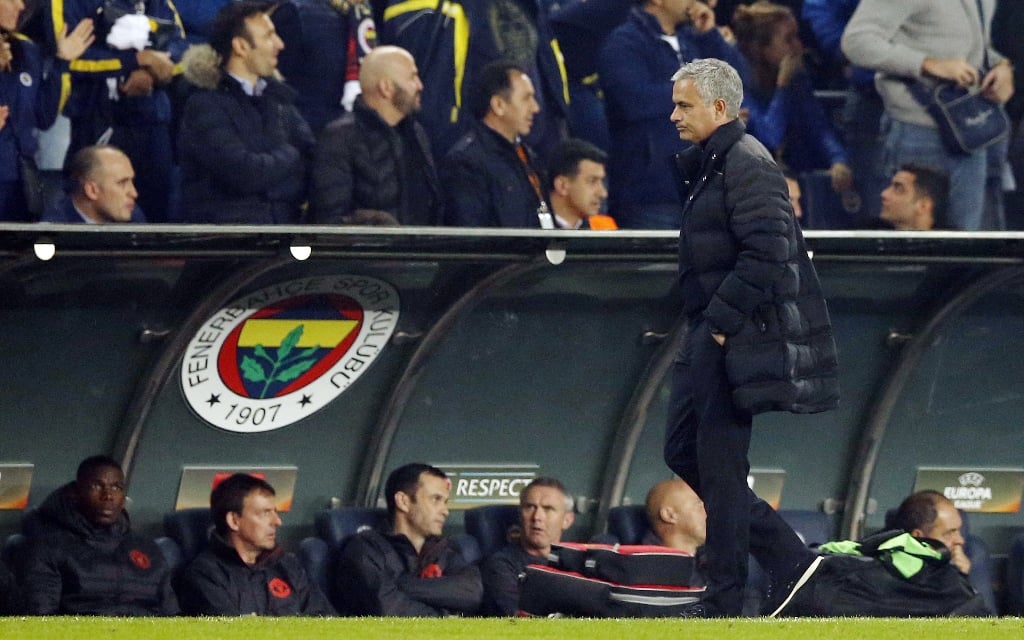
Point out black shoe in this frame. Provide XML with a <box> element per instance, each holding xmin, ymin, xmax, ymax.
<box><xmin>764</xmin><ymin>555</ymin><xmax>824</xmax><ymax>617</ymax></box>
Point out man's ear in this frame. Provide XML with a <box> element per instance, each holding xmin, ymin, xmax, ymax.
<box><xmin>561</xmin><ymin>511</ymin><xmax>575</xmax><ymax>531</ymax></box>
<box><xmin>226</xmin><ymin>511</ymin><xmax>242</xmax><ymax>533</ymax></box>
<box><xmin>394</xmin><ymin>491</ymin><xmax>412</xmax><ymax>514</ymax></box>
<box><xmin>378</xmin><ymin>78</ymin><xmax>394</xmax><ymax>100</ymax></box>
<box><xmin>83</xmin><ymin>180</ymin><xmax>100</xmax><ymax>201</ymax></box>
<box><xmin>714</xmin><ymin>97</ymin><xmax>729</xmax><ymax>120</ymax></box>
<box><xmin>489</xmin><ymin>94</ymin><xmax>505</xmax><ymax>117</ymax></box>
<box><xmin>914</xmin><ymin>196</ymin><xmax>936</xmax><ymax>228</ymax></box>
<box><xmin>659</xmin><ymin>506</ymin><xmax>677</xmax><ymax>525</ymax></box>
<box><xmin>553</xmin><ymin>175</ymin><xmax>570</xmax><ymax>196</ymax></box>
<box><xmin>231</xmin><ymin>35</ymin><xmax>250</xmax><ymax>59</ymax></box>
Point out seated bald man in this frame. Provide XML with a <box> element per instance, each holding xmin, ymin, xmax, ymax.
<box><xmin>309</xmin><ymin>45</ymin><xmax>443</xmax><ymax>225</ymax></box>
<box><xmin>645</xmin><ymin>478</ymin><xmax>708</xmax><ymax>554</ymax></box>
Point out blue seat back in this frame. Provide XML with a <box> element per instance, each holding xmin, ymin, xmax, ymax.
<box><xmin>779</xmin><ymin>509</ymin><xmax>833</xmax><ymax>547</ymax></box>
<box><xmin>464</xmin><ymin>505</ymin><xmax>521</xmax><ymax>557</ymax></box>
<box><xmin>314</xmin><ymin>507</ymin><xmax>388</xmax><ymax>547</ymax></box>
<box><xmin>298</xmin><ymin>536</ymin><xmax>332</xmax><ymax>604</ymax></box>
<box><xmin>605</xmin><ymin>504</ymin><xmax>649</xmax><ymax>544</ymax></box>
<box><xmin>162</xmin><ymin>508</ymin><xmax>214</xmax><ymax>566</ymax></box>
<box><xmin>2</xmin><ymin>533</ymin><xmax>26</xmax><ymax>577</ymax></box>
<box><xmin>153</xmin><ymin>535</ymin><xmax>184</xmax><ymax>571</ymax></box>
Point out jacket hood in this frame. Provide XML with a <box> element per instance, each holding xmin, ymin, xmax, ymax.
<box><xmin>182</xmin><ymin>44</ymin><xmax>222</xmax><ymax>90</ymax></box>
<box><xmin>182</xmin><ymin>43</ymin><xmax>288</xmax><ymax>91</ymax></box>
<box><xmin>35</xmin><ymin>482</ymin><xmax>129</xmax><ymax>540</ymax></box>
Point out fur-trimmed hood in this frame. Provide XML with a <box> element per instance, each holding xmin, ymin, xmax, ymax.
<box><xmin>181</xmin><ymin>43</ymin><xmax>285</xmax><ymax>90</ymax></box>
<box><xmin>181</xmin><ymin>44</ymin><xmax>222</xmax><ymax>90</ymax></box>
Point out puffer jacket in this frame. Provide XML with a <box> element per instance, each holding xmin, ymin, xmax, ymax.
<box><xmin>309</xmin><ymin>97</ymin><xmax>442</xmax><ymax>225</ymax></box>
<box><xmin>177</xmin><ymin>532</ymin><xmax>335</xmax><ymax>616</ymax></box>
<box><xmin>674</xmin><ymin>118</ymin><xmax>839</xmax><ymax>415</ymax></box>
<box><xmin>177</xmin><ymin>45</ymin><xmax>315</xmax><ymax>224</ymax></box>
<box><xmin>20</xmin><ymin>483</ymin><xmax>178</xmax><ymax>615</ymax></box>
<box><xmin>335</xmin><ymin>529</ymin><xmax>482</xmax><ymax>616</ymax></box>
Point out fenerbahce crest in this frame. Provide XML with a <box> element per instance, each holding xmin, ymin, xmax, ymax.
<box><xmin>181</xmin><ymin>276</ymin><xmax>400</xmax><ymax>433</ymax></box>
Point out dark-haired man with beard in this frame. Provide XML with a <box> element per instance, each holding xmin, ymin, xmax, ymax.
<box><xmin>21</xmin><ymin>455</ymin><xmax>178</xmax><ymax>615</ymax></box>
<box><xmin>309</xmin><ymin>45</ymin><xmax>443</xmax><ymax>225</ymax></box>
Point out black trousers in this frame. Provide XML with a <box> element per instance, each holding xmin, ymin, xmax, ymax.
<box><xmin>664</xmin><ymin>319</ymin><xmax>812</xmax><ymax>615</ymax></box>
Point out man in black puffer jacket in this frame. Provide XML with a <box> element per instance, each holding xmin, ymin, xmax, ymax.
<box><xmin>177</xmin><ymin>473</ymin><xmax>334</xmax><ymax>616</ymax></box>
<box><xmin>309</xmin><ymin>45</ymin><xmax>443</xmax><ymax>225</ymax></box>
<box><xmin>178</xmin><ymin>1</ymin><xmax>315</xmax><ymax>224</ymax></box>
<box><xmin>21</xmin><ymin>455</ymin><xmax>178</xmax><ymax>615</ymax></box>
<box><xmin>663</xmin><ymin>58</ymin><xmax>839</xmax><ymax>618</ymax></box>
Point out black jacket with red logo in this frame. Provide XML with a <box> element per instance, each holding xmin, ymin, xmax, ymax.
<box><xmin>21</xmin><ymin>483</ymin><xmax>179</xmax><ymax>615</ymax></box>
<box><xmin>178</xmin><ymin>533</ymin><xmax>335</xmax><ymax>616</ymax></box>
<box><xmin>335</xmin><ymin>529</ymin><xmax>483</xmax><ymax>616</ymax></box>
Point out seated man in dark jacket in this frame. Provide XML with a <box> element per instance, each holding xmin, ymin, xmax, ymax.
<box><xmin>309</xmin><ymin>45</ymin><xmax>442</xmax><ymax>225</ymax></box>
<box><xmin>335</xmin><ymin>463</ymin><xmax>483</xmax><ymax>616</ymax></box>
<box><xmin>481</xmin><ymin>477</ymin><xmax>575</xmax><ymax>616</ymax></box>
<box><xmin>177</xmin><ymin>0</ymin><xmax>315</xmax><ymax>224</ymax></box>
<box><xmin>177</xmin><ymin>473</ymin><xmax>334</xmax><ymax>616</ymax></box>
<box><xmin>21</xmin><ymin>455</ymin><xmax>178</xmax><ymax>615</ymax></box>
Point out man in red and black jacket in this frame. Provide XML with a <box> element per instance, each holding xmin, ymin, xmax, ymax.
<box><xmin>21</xmin><ymin>455</ymin><xmax>178</xmax><ymax>615</ymax></box>
<box><xmin>177</xmin><ymin>473</ymin><xmax>334</xmax><ymax>616</ymax></box>
<box><xmin>335</xmin><ymin>463</ymin><xmax>483</xmax><ymax>616</ymax></box>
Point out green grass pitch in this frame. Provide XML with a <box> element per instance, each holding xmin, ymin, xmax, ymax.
<box><xmin>1</xmin><ymin>617</ymin><xmax>1022</xmax><ymax>640</ymax></box>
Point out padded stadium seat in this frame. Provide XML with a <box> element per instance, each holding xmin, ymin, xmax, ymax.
<box><xmin>302</xmin><ymin>507</ymin><xmax>389</xmax><ymax>610</ymax></box>
<box><xmin>162</xmin><ymin>508</ymin><xmax>214</xmax><ymax>566</ymax></box>
<box><xmin>779</xmin><ymin>510</ymin><xmax>833</xmax><ymax>547</ymax></box>
<box><xmin>1005</xmin><ymin>530</ymin><xmax>1024</xmax><ymax>615</ymax></box>
<box><xmin>2</xmin><ymin>533</ymin><xmax>26</xmax><ymax>576</ymax></box>
<box><xmin>314</xmin><ymin>507</ymin><xmax>388</xmax><ymax>547</ymax></box>
<box><xmin>154</xmin><ymin>535</ymin><xmax>184</xmax><ymax>571</ymax></box>
<box><xmin>603</xmin><ymin>504</ymin><xmax>649</xmax><ymax>544</ymax></box>
<box><xmin>959</xmin><ymin>512</ymin><xmax>997</xmax><ymax>614</ymax></box>
<box><xmin>298</xmin><ymin>536</ymin><xmax>332</xmax><ymax>603</ymax></box>
<box><xmin>463</xmin><ymin>504</ymin><xmax>521</xmax><ymax>558</ymax></box>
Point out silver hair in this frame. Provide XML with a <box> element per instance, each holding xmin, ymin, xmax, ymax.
<box><xmin>671</xmin><ymin>58</ymin><xmax>744</xmax><ymax>119</ymax></box>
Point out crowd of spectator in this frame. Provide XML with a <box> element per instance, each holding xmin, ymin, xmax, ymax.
<box><xmin>0</xmin><ymin>0</ymin><xmax>1020</xmax><ymax>230</ymax></box>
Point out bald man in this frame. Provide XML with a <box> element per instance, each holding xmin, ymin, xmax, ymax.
<box><xmin>309</xmin><ymin>45</ymin><xmax>443</xmax><ymax>225</ymax></box>
<box><xmin>645</xmin><ymin>478</ymin><xmax>707</xmax><ymax>554</ymax></box>
<box><xmin>42</xmin><ymin>146</ymin><xmax>146</xmax><ymax>224</ymax></box>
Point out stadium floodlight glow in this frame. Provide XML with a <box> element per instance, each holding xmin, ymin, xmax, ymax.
<box><xmin>289</xmin><ymin>245</ymin><xmax>312</xmax><ymax>261</ymax></box>
<box><xmin>33</xmin><ymin>242</ymin><xmax>56</xmax><ymax>261</ymax></box>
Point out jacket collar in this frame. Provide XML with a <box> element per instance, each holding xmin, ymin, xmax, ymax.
<box><xmin>209</xmin><ymin>530</ymin><xmax>284</xmax><ymax>569</ymax></box>
<box><xmin>353</xmin><ymin>96</ymin><xmax>394</xmax><ymax>130</ymax></box>
<box><xmin>673</xmin><ymin>118</ymin><xmax>747</xmax><ymax>207</ymax></box>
